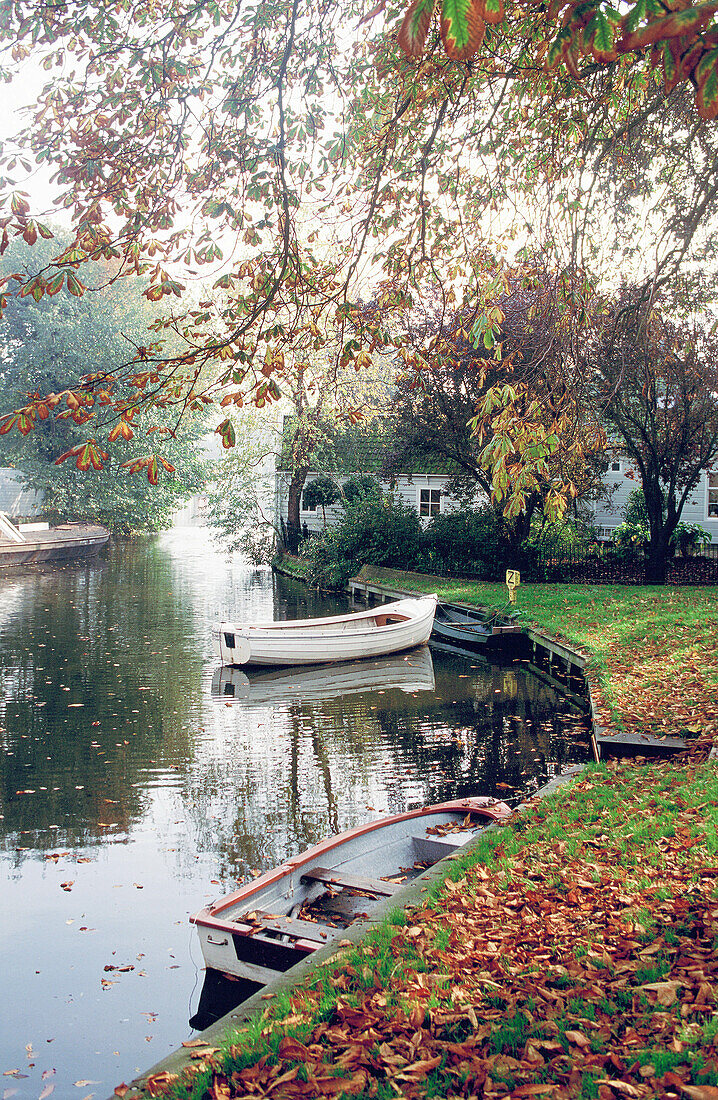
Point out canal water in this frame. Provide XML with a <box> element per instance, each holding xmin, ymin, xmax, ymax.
<box><xmin>0</xmin><ymin>528</ymin><xmax>589</xmax><ymax>1098</ymax></box>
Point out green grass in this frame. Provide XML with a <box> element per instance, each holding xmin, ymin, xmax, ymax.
<box><xmin>356</xmin><ymin>565</ymin><xmax>718</xmax><ymax>660</ymax></box>
<box><xmin>148</xmin><ymin>759</ymin><xmax>718</xmax><ymax>1100</ymax></box>
<box><xmin>272</xmin><ymin>550</ymin><xmax>313</xmax><ymax>582</ymax></box>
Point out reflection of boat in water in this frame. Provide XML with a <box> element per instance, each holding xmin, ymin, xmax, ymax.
<box><xmin>212</xmin><ymin>594</ymin><xmax>437</xmax><ymax>667</ymax></box>
<box><xmin>211</xmin><ymin>647</ymin><xmax>435</xmax><ymax>704</ymax></box>
<box><xmin>189</xmin><ymin>969</ymin><xmax>262</xmax><ymax>1032</ymax></box>
<box><xmin>191</xmin><ymin>796</ymin><xmax>510</xmax><ymax>987</ymax></box>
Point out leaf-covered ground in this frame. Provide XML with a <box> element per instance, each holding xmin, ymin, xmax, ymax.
<box><xmin>143</xmin><ymin>760</ymin><xmax>718</xmax><ymax>1100</ymax></box>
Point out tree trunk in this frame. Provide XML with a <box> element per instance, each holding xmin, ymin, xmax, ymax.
<box><xmin>286</xmin><ymin>466</ymin><xmax>308</xmax><ymax>554</ymax></box>
<box><xmin>644</xmin><ymin>479</ymin><xmax>669</xmax><ymax>584</ymax></box>
<box><xmin>645</xmin><ymin>538</ymin><xmax>668</xmax><ymax>584</ymax></box>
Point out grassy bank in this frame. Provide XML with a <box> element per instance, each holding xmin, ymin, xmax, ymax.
<box><xmin>352</xmin><ymin>566</ymin><xmax>718</xmax><ymax>750</ymax></box>
<box><xmin>137</xmin><ymin>759</ymin><xmax>718</xmax><ymax>1100</ymax></box>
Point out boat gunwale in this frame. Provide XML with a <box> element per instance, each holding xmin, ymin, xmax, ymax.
<box><xmin>214</xmin><ymin>594</ymin><xmax>437</xmax><ymax>635</ymax></box>
<box><xmin>190</xmin><ymin>796</ymin><xmax>509</xmax><ymax>930</ymax></box>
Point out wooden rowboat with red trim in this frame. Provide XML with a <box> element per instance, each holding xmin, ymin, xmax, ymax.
<box><xmin>190</xmin><ymin>796</ymin><xmax>510</xmax><ymax>987</ymax></box>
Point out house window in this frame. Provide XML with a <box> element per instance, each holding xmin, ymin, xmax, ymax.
<box><xmin>709</xmin><ymin>473</ymin><xmax>718</xmax><ymax>518</ymax></box>
<box><xmin>419</xmin><ymin>488</ymin><xmax>441</xmax><ymax>516</ymax></box>
<box><xmin>610</xmin><ymin>460</ymin><xmax>621</xmax><ymax>472</ymax></box>
<box><xmin>300</xmin><ymin>492</ymin><xmax>316</xmax><ymax>511</ymax></box>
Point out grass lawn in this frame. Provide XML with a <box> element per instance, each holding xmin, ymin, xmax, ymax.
<box><xmin>137</xmin><ymin>759</ymin><xmax>718</xmax><ymax>1100</ymax></box>
<box><xmin>352</xmin><ymin>566</ymin><xmax>718</xmax><ymax>748</ymax></box>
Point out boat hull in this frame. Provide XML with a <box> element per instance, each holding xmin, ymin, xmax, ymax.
<box><xmin>0</xmin><ymin>524</ymin><xmax>109</xmax><ymax>566</ymax></box>
<box><xmin>191</xmin><ymin>796</ymin><xmax>510</xmax><ymax>983</ymax></box>
<box><xmin>431</xmin><ymin>604</ymin><xmax>496</xmax><ymax>651</ymax></box>
<box><xmin>213</xmin><ymin>594</ymin><xmax>438</xmax><ymax>667</ymax></box>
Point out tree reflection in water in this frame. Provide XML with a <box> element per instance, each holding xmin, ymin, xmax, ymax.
<box><xmin>0</xmin><ymin>529</ymin><xmax>589</xmax><ymax>1100</ymax></box>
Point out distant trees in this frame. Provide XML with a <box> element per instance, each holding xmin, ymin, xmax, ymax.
<box><xmin>0</xmin><ymin>238</ymin><xmax>208</xmax><ymax>532</ymax></box>
<box><xmin>204</xmin><ymin>406</ymin><xmax>279</xmax><ymax>561</ymax></box>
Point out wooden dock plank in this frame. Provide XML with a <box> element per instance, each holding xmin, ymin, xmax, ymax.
<box><xmin>596</xmin><ymin>731</ymin><xmax>687</xmax><ymax>753</ymax></box>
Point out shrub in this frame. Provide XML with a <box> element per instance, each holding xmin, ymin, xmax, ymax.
<box><xmin>525</xmin><ymin>519</ymin><xmax>596</xmax><ymax>555</ymax></box>
<box><xmin>612</xmin><ymin>521</ymin><xmax>649</xmax><ymax>553</ymax></box>
<box><xmin>419</xmin><ymin>506</ymin><xmax>505</xmax><ymax>576</ymax></box>
<box><xmin>670</xmin><ymin>522</ymin><xmax>710</xmax><ymax>557</ymax></box>
<box><xmin>341</xmin><ymin>474</ymin><xmax>382</xmax><ymax>504</ymax></box>
<box><xmin>305</xmin><ymin>493</ymin><xmax>422</xmax><ymax>588</ymax></box>
<box><xmin>302</xmin><ymin>475</ymin><xmax>341</xmax><ymax>526</ymax></box>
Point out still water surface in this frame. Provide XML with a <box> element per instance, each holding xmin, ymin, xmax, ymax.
<box><xmin>0</xmin><ymin>529</ymin><xmax>588</xmax><ymax>1098</ymax></box>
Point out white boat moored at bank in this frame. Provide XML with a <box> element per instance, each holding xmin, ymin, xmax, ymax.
<box><xmin>212</xmin><ymin>593</ymin><xmax>438</xmax><ymax>667</ymax></box>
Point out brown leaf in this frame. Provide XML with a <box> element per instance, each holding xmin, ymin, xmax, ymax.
<box><xmin>639</xmin><ymin>979</ymin><xmax>683</xmax><ymax>1006</ymax></box>
<box><xmin>277</xmin><ymin>1038</ymin><xmax>311</xmax><ymax>1061</ymax></box>
<box><xmin>145</xmin><ymin>1072</ymin><xmax>180</xmax><ymax>1097</ymax></box>
<box><xmin>511</xmin><ymin>1087</ymin><xmax>560</xmax><ymax>1096</ymax></box>
<box><xmin>396</xmin><ymin>1055</ymin><xmax>442</xmax><ymax>1079</ymax></box>
<box><xmin>564</xmin><ymin>1030</ymin><xmax>591</xmax><ymax>1048</ymax></box>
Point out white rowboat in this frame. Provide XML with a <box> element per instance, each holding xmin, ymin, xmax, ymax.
<box><xmin>212</xmin><ymin>593</ymin><xmax>438</xmax><ymax>668</ymax></box>
<box><xmin>191</xmin><ymin>796</ymin><xmax>510</xmax><ymax>987</ymax></box>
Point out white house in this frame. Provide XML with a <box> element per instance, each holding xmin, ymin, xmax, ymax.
<box><xmin>275</xmin><ymin>469</ymin><xmax>456</xmax><ymax>536</ymax></box>
<box><xmin>276</xmin><ymin>461</ymin><xmax>718</xmax><ymax>544</ymax></box>
<box><xmin>590</xmin><ymin>461</ymin><xmax>718</xmax><ymax>543</ymax></box>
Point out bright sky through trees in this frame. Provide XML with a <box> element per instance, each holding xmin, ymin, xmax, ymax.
<box><xmin>0</xmin><ymin>0</ymin><xmax>716</xmax><ymax>521</ymax></box>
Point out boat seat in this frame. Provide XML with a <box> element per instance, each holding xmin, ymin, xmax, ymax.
<box><xmin>300</xmin><ymin>866</ymin><xmax>403</xmax><ymax>896</ymax></box>
<box><xmin>249</xmin><ymin>910</ymin><xmax>337</xmax><ymax>943</ymax></box>
<box><xmin>373</xmin><ymin>612</ymin><xmax>410</xmax><ymax>627</ymax></box>
<box><xmin>411</xmin><ymin>832</ymin><xmax>475</xmax><ymax>862</ymax></box>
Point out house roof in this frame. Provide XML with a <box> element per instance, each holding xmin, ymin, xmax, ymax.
<box><xmin>276</xmin><ymin>418</ymin><xmax>462</xmax><ymax>475</ymax></box>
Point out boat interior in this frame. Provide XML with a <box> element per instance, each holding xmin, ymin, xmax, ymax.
<box><xmin>231</xmin><ymin>823</ymin><xmax>477</xmax><ymax>945</ymax></box>
<box><xmin>244</xmin><ymin>609</ymin><xmax>412</xmax><ymax>633</ymax></box>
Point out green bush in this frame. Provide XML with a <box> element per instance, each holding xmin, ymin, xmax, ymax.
<box><xmin>524</xmin><ymin>519</ymin><xmax>596</xmax><ymax>555</ymax></box>
<box><xmin>612</xmin><ymin>521</ymin><xmax>649</xmax><ymax>553</ymax></box>
<box><xmin>341</xmin><ymin>474</ymin><xmax>382</xmax><ymax>504</ymax></box>
<box><xmin>305</xmin><ymin>493</ymin><xmax>422</xmax><ymax>588</ymax></box>
<box><xmin>302</xmin><ymin>475</ymin><xmax>341</xmax><ymax>525</ymax></box>
<box><xmin>670</xmin><ymin>522</ymin><xmax>710</xmax><ymax>557</ymax></box>
<box><xmin>419</xmin><ymin>506</ymin><xmax>505</xmax><ymax>576</ymax></box>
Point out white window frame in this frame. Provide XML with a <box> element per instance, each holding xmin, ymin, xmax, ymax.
<box><xmin>419</xmin><ymin>487</ymin><xmax>442</xmax><ymax>517</ymax></box>
<box><xmin>708</xmin><ymin>471</ymin><xmax>718</xmax><ymax>519</ymax></box>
